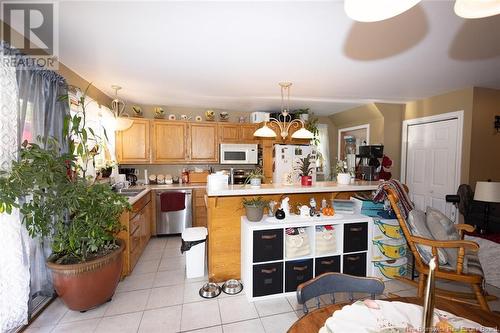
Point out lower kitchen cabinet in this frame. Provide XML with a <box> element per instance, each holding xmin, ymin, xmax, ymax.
<box><xmin>193</xmin><ymin>188</ymin><xmax>207</xmax><ymax>228</ymax></box>
<box><xmin>119</xmin><ymin>191</ymin><xmax>152</xmax><ymax>276</ymax></box>
<box><xmin>241</xmin><ymin>214</ymin><xmax>373</xmax><ymax>300</ymax></box>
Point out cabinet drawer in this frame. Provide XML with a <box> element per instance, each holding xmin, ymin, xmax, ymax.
<box><xmin>130</xmin><ymin>214</ymin><xmax>141</xmax><ymax>235</ymax></box>
<box><xmin>130</xmin><ymin>228</ymin><xmax>141</xmax><ymax>254</ymax></box>
<box><xmin>132</xmin><ymin>192</ymin><xmax>151</xmax><ymax>217</ymax></box>
<box><xmin>253</xmin><ymin>262</ymin><xmax>283</xmax><ymax>297</ymax></box>
<box><xmin>253</xmin><ymin>229</ymin><xmax>283</xmax><ymax>263</ymax></box>
<box><xmin>342</xmin><ymin>252</ymin><xmax>367</xmax><ymax>277</ymax></box>
<box><xmin>285</xmin><ymin>259</ymin><xmax>313</xmax><ymax>292</ymax></box>
<box><xmin>315</xmin><ymin>255</ymin><xmax>341</xmax><ymax>277</ymax></box>
<box><xmin>343</xmin><ymin>222</ymin><xmax>368</xmax><ymax>253</ymax></box>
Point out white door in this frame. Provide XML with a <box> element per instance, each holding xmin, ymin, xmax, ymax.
<box><xmin>404</xmin><ymin>119</ymin><xmax>459</xmax><ymax>221</ymax></box>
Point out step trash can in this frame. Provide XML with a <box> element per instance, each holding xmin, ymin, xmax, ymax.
<box><xmin>181</xmin><ymin>227</ymin><xmax>208</xmax><ymax>278</ymax></box>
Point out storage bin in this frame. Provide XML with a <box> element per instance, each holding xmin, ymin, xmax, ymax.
<box><xmin>373</xmin><ymin>219</ymin><xmax>403</xmax><ymax>240</ymax></box>
<box><xmin>343</xmin><ymin>252</ymin><xmax>367</xmax><ymax>277</ymax></box>
<box><xmin>253</xmin><ymin>262</ymin><xmax>283</xmax><ymax>297</ymax></box>
<box><xmin>372</xmin><ymin>257</ymin><xmax>408</xmax><ymax>281</ymax></box>
<box><xmin>315</xmin><ymin>225</ymin><xmax>337</xmax><ymax>255</ymax></box>
<box><xmin>343</xmin><ymin>222</ymin><xmax>368</xmax><ymax>253</ymax></box>
<box><xmin>285</xmin><ymin>228</ymin><xmax>311</xmax><ymax>259</ymax></box>
<box><xmin>315</xmin><ymin>255</ymin><xmax>341</xmax><ymax>276</ymax></box>
<box><xmin>253</xmin><ymin>229</ymin><xmax>283</xmax><ymax>263</ymax></box>
<box><xmin>372</xmin><ymin>238</ymin><xmax>407</xmax><ymax>261</ymax></box>
<box><xmin>285</xmin><ymin>259</ymin><xmax>313</xmax><ymax>292</ymax></box>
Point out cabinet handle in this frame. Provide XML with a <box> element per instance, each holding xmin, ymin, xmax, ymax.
<box><xmin>261</xmin><ymin>268</ymin><xmax>276</xmax><ymax>274</ymax></box>
<box><xmin>349</xmin><ymin>227</ymin><xmax>362</xmax><ymax>232</ymax></box>
<box><xmin>320</xmin><ymin>260</ymin><xmax>334</xmax><ymax>265</ymax></box>
<box><xmin>293</xmin><ymin>266</ymin><xmax>308</xmax><ymax>272</ymax></box>
<box><xmin>347</xmin><ymin>256</ymin><xmax>360</xmax><ymax>261</ymax></box>
<box><xmin>261</xmin><ymin>234</ymin><xmax>277</xmax><ymax>240</ymax></box>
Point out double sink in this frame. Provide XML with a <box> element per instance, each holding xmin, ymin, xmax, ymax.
<box><xmin>115</xmin><ymin>188</ymin><xmax>145</xmax><ymax>197</ymax></box>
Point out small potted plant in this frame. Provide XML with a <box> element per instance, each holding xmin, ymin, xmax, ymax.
<box><xmin>295</xmin><ymin>153</ymin><xmax>314</xmax><ymax>186</ymax></box>
<box><xmin>335</xmin><ymin>159</ymin><xmax>351</xmax><ymax>185</ymax></box>
<box><xmin>244</xmin><ymin>168</ymin><xmax>265</xmax><ymax>188</ymax></box>
<box><xmin>242</xmin><ymin>196</ymin><xmax>268</xmax><ymax>222</ymax></box>
<box><xmin>99</xmin><ymin>160</ymin><xmax>115</xmax><ymax>178</ymax></box>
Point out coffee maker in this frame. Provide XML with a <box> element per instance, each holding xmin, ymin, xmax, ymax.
<box><xmin>118</xmin><ymin>167</ymin><xmax>138</xmax><ymax>186</ymax></box>
<box><xmin>358</xmin><ymin>145</ymin><xmax>384</xmax><ymax>181</ymax></box>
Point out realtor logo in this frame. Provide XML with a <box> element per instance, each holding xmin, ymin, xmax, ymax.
<box><xmin>1</xmin><ymin>1</ymin><xmax>58</xmax><ymax>68</ymax></box>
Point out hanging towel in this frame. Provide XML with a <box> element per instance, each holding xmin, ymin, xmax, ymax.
<box><xmin>373</xmin><ymin>179</ymin><xmax>414</xmax><ymax>219</ymax></box>
<box><xmin>160</xmin><ymin>192</ymin><xmax>186</xmax><ymax>212</ymax></box>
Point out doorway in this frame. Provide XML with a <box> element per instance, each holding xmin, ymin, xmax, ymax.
<box><xmin>401</xmin><ymin>111</ymin><xmax>464</xmax><ymax>222</ymax></box>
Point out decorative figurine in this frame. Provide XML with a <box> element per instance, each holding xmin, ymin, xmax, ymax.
<box><xmin>281</xmin><ymin>197</ymin><xmax>290</xmax><ymax>217</ymax></box>
<box><xmin>275</xmin><ymin>208</ymin><xmax>285</xmax><ymax>220</ymax></box>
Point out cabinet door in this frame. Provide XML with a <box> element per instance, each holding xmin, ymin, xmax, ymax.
<box><xmin>116</xmin><ymin>119</ymin><xmax>150</xmax><ymax>163</ymax></box>
<box><xmin>193</xmin><ymin>188</ymin><xmax>207</xmax><ymax>228</ymax></box>
<box><xmin>218</xmin><ymin>124</ymin><xmax>239</xmax><ymax>143</ymax></box>
<box><xmin>152</xmin><ymin>121</ymin><xmax>188</xmax><ymax>163</ymax></box>
<box><xmin>189</xmin><ymin>123</ymin><xmax>218</xmax><ymax>162</ymax></box>
<box><xmin>239</xmin><ymin>124</ymin><xmax>258</xmax><ymax>142</ymax></box>
<box><xmin>141</xmin><ymin>201</ymin><xmax>151</xmax><ymax>247</ymax></box>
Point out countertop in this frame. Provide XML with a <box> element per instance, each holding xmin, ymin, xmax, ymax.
<box><xmin>125</xmin><ymin>183</ymin><xmax>206</xmax><ymax>205</ymax></box>
<box><xmin>206</xmin><ymin>180</ymin><xmax>380</xmax><ymax>197</ymax></box>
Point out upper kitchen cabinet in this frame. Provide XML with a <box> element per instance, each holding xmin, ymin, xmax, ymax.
<box><xmin>116</xmin><ymin>119</ymin><xmax>151</xmax><ymax>164</ymax></box>
<box><xmin>152</xmin><ymin>121</ymin><xmax>188</xmax><ymax>163</ymax></box>
<box><xmin>240</xmin><ymin>124</ymin><xmax>259</xmax><ymax>142</ymax></box>
<box><xmin>219</xmin><ymin>123</ymin><xmax>258</xmax><ymax>143</ymax></box>
<box><xmin>189</xmin><ymin>123</ymin><xmax>218</xmax><ymax>163</ymax></box>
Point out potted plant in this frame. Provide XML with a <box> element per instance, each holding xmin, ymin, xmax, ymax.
<box><xmin>296</xmin><ymin>153</ymin><xmax>314</xmax><ymax>186</ymax></box>
<box><xmin>242</xmin><ymin>196</ymin><xmax>268</xmax><ymax>222</ymax></box>
<box><xmin>335</xmin><ymin>159</ymin><xmax>351</xmax><ymax>185</ymax></box>
<box><xmin>0</xmin><ymin>86</ymin><xmax>131</xmax><ymax>311</ymax></box>
<box><xmin>295</xmin><ymin>108</ymin><xmax>310</xmax><ymax>121</ymax></box>
<box><xmin>244</xmin><ymin>168</ymin><xmax>265</xmax><ymax>188</ymax></box>
<box><xmin>305</xmin><ymin>115</ymin><xmax>320</xmax><ymax>146</ymax></box>
<box><xmin>99</xmin><ymin>160</ymin><xmax>115</xmax><ymax>178</ymax></box>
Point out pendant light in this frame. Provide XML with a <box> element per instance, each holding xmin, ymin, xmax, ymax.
<box><xmin>344</xmin><ymin>0</ymin><xmax>421</xmax><ymax>22</ymax></box>
<box><xmin>253</xmin><ymin>82</ymin><xmax>314</xmax><ymax>141</ymax></box>
<box><xmin>454</xmin><ymin>0</ymin><xmax>500</xmax><ymax>19</ymax></box>
<box><xmin>111</xmin><ymin>85</ymin><xmax>133</xmax><ymax>131</ymax></box>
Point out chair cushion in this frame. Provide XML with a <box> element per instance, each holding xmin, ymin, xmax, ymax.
<box><xmin>441</xmin><ymin>252</ymin><xmax>484</xmax><ymax>277</ymax></box>
<box><xmin>406</xmin><ymin>209</ymin><xmax>448</xmax><ymax>265</ymax></box>
<box><xmin>426</xmin><ymin>207</ymin><xmax>460</xmax><ymax>269</ymax></box>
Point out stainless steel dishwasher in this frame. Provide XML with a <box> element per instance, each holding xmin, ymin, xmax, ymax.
<box><xmin>156</xmin><ymin>189</ymin><xmax>192</xmax><ymax>235</ymax></box>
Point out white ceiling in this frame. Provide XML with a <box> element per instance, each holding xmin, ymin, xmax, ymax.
<box><xmin>58</xmin><ymin>1</ymin><xmax>500</xmax><ymax>116</ymax></box>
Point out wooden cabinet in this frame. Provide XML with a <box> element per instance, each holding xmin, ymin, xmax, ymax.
<box><xmin>218</xmin><ymin>124</ymin><xmax>239</xmax><ymax>143</ymax></box>
<box><xmin>119</xmin><ymin>192</ymin><xmax>152</xmax><ymax>276</ymax></box>
<box><xmin>193</xmin><ymin>188</ymin><xmax>207</xmax><ymax>228</ymax></box>
<box><xmin>116</xmin><ymin>119</ymin><xmax>150</xmax><ymax>163</ymax></box>
<box><xmin>151</xmin><ymin>121</ymin><xmax>188</xmax><ymax>163</ymax></box>
<box><xmin>240</xmin><ymin>124</ymin><xmax>259</xmax><ymax>142</ymax></box>
<box><xmin>188</xmin><ymin>123</ymin><xmax>218</xmax><ymax>162</ymax></box>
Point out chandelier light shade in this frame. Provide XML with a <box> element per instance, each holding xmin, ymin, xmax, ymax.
<box><xmin>253</xmin><ymin>82</ymin><xmax>314</xmax><ymax>141</ymax></box>
<box><xmin>115</xmin><ymin>117</ymin><xmax>134</xmax><ymax>131</ymax></box>
<box><xmin>454</xmin><ymin>0</ymin><xmax>500</xmax><ymax>19</ymax></box>
<box><xmin>110</xmin><ymin>85</ymin><xmax>133</xmax><ymax>131</ymax></box>
<box><xmin>344</xmin><ymin>0</ymin><xmax>421</xmax><ymax>22</ymax></box>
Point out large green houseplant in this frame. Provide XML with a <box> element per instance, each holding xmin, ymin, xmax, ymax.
<box><xmin>0</xmin><ymin>85</ymin><xmax>130</xmax><ymax>311</ymax></box>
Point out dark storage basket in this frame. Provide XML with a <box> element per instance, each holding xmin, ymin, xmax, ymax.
<box><xmin>253</xmin><ymin>262</ymin><xmax>283</xmax><ymax>297</ymax></box>
<box><xmin>343</xmin><ymin>222</ymin><xmax>368</xmax><ymax>253</ymax></box>
<box><xmin>343</xmin><ymin>252</ymin><xmax>367</xmax><ymax>277</ymax></box>
<box><xmin>285</xmin><ymin>259</ymin><xmax>313</xmax><ymax>292</ymax></box>
<box><xmin>315</xmin><ymin>255</ymin><xmax>341</xmax><ymax>277</ymax></box>
<box><xmin>253</xmin><ymin>229</ymin><xmax>283</xmax><ymax>263</ymax></box>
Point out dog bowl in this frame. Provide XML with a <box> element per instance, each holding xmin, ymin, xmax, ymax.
<box><xmin>221</xmin><ymin>279</ymin><xmax>243</xmax><ymax>295</ymax></box>
<box><xmin>199</xmin><ymin>282</ymin><xmax>221</xmax><ymax>299</ymax></box>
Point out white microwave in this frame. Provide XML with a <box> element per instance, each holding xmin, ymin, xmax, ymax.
<box><xmin>220</xmin><ymin>143</ymin><xmax>258</xmax><ymax>164</ymax></box>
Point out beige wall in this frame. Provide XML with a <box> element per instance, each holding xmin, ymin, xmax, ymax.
<box><xmin>469</xmin><ymin>87</ymin><xmax>500</xmax><ymax>185</ymax></box>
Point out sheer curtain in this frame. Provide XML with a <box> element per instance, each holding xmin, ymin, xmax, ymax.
<box><xmin>317</xmin><ymin>124</ymin><xmax>331</xmax><ymax>180</ymax></box>
<box><xmin>0</xmin><ymin>44</ymin><xmax>31</xmax><ymax>332</ymax></box>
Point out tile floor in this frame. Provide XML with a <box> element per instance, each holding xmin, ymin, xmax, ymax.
<box><xmin>26</xmin><ymin>236</ymin><xmax>500</xmax><ymax>333</ymax></box>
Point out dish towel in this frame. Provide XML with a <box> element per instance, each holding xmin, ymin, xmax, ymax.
<box><xmin>373</xmin><ymin>180</ymin><xmax>414</xmax><ymax>219</ymax></box>
<box><xmin>160</xmin><ymin>192</ymin><xmax>186</xmax><ymax>212</ymax></box>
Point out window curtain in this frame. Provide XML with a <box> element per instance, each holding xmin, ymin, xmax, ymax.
<box><xmin>0</xmin><ymin>44</ymin><xmax>30</xmax><ymax>332</ymax></box>
<box><xmin>317</xmin><ymin>124</ymin><xmax>331</xmax><ymax>180</ymax></box>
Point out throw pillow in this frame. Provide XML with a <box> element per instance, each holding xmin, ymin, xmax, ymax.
<box><xmin>426</xmin><ymin>207</ymin><xmax>460</xmax><ymax>269</ymax></box>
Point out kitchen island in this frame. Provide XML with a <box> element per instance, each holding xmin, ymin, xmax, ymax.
<box><xmin>206</xmin><ymin>181</ymin><xmax>380</xmax><ymax>282</ymax></box>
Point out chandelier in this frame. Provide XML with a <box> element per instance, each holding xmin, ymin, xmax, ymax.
<box><xmin>344</xmin><ymin>0</ymin><xmax>500</xmax><ymax>22</ymax></box>
<box><xmin>253</xmin><ymin>82</ymin><xmax>314</xmax><ymax>140</ymax></box>
<box><xmin>110</xmin><ymin>85</ymin><xmax>133</xmax><ymax>131</ymax></box>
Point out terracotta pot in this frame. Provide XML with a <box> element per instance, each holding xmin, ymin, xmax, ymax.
<box><xmin>46</xmin><ymin>240</ymin><xmax>124</xmax><ymax>311</ymax></box>
<box><xmin>301</xmin><ymin>175</ymin><xmax>312</xmax><ymax>186</ymax></box>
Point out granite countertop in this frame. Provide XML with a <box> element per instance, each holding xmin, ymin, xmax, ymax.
<box><xmin>126</xmin><ymin>183</ymin><xmax>207</xmax><ymax>205</ymax></box>
<box><xmin>206</xmin><ymin>180</ymin><xmax>381</xmax><ymax>197</ymax></box>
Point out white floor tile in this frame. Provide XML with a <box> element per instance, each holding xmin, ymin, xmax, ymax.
<box><xmin>23</xmin><ymin>326</ymin><xmax>54</xmax><ymax>333</ymax></box>
<box><xmin>95</xmin><ymin>311</ymin><xmax>143</xmax><ymax>333</ymax></box>
<box><xmin>158</xmin><ymin>256</ymin><xmax>186</xmax><ymax>272</ymax></box>
<box><xmin>105</xmin><ymin>289</ymin><xmax>150</xmax><ymax>316</ymax></box>
<box><xmin>222</xmin><ymin>318</ymin><xmax>265</xmax><ymax>333</ymax></box>
<box><xmin>153</xmin><ymin>269</ymin><xmax>185</xmax><ymax>287</ymax></box>
<box><xmin>30</xmin><ymin>299</ymin><xmax>68</xmax><ymax>327</ymax></box>
<box><xmin>218</xmin><ymin>295</ymin><xmax>258</xmax><ymax>324</ymax></box>
<box><xmin>140</xmin><ymin>249</ymin><xmax>163</xmax><ymax>261</ymax></box>
<box><xmin>163</xmin><ymin>246</ymin><xmax>184</xmax><ymax>258</ymax></box>
<box><xmin>138</xmin><ymin>305</ymin><xmax>182</xmax><ymax>333</ymax></box>
<box><xmin>165</xmin><ymin>237</ymin><xmax>182</xmax><ymax>249</ymax></box>
<box><xmin>146</xmin><ymin>284</ymin><xmax>184</xmax><ymax>309</ymax></box>
<box><xmin>384</xmin><ymin>279</ymin><xmax>415</xmax><ymax>293</ymax></box>
<box><xmin>181</xmin><ymin>300</ymin><xmax>221</xmax><ymax>331</ymax></box>
<box><xmin>260</xmin><ymin>311</ymin><xmax>298</xmax><ymax>333</ymax></box>
<box><xmin>51</xmin><ymin>318</ymin><xmax>100</xmax><ymax>333</ymax></box>
<box><xmin>390</xmin><ymin>288</ymin><xmax>417</xmax><ymax>297</ymax></box>
<box><xmin>254</xmin><ymin>297</ymin><xmax>293</xmax><ymax>317</ymax></box>
<box><xmin>145</xmin><ymin>237</ymin><xmax>168</xmax><ymax>252</ymax></box>
<box><xmin>132</xmin><ymin>259</ymin><xmax>161</xmax><ymax>275</ymax></box>
<box><xmin>116</xmin><ymin>272</ymin><xmax>156</xmax><ymax>293</ymax></box>
<box><xmin>59</xmin><ymin>302</ymin><xmax>109</xmax><ymax>323</ymax></box>
<box><xmin>183</xmin><ymin>281</ymin><xmax>211</xmax><ymax>303</ymax></box>
<box><xmin>184</xmin><ymin>326</ymin><xmax>223</xmax><ymax>333</ymax></box>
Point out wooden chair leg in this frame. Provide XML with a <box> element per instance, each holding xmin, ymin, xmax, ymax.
<box><xmin>417</xmin><ymin>273</ymin><xmax>426</xmax><ymax>298</ymax></box>
<box><xmin>472</xmin><ymin>283</ymin><xmax>491</xmax><ymax>312</ymax></box>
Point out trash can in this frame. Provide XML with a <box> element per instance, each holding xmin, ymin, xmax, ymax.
<box><xmin>181</xmin><ymin>227</ymin><xmax>208</xmax><ymax>278</ymax></box>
